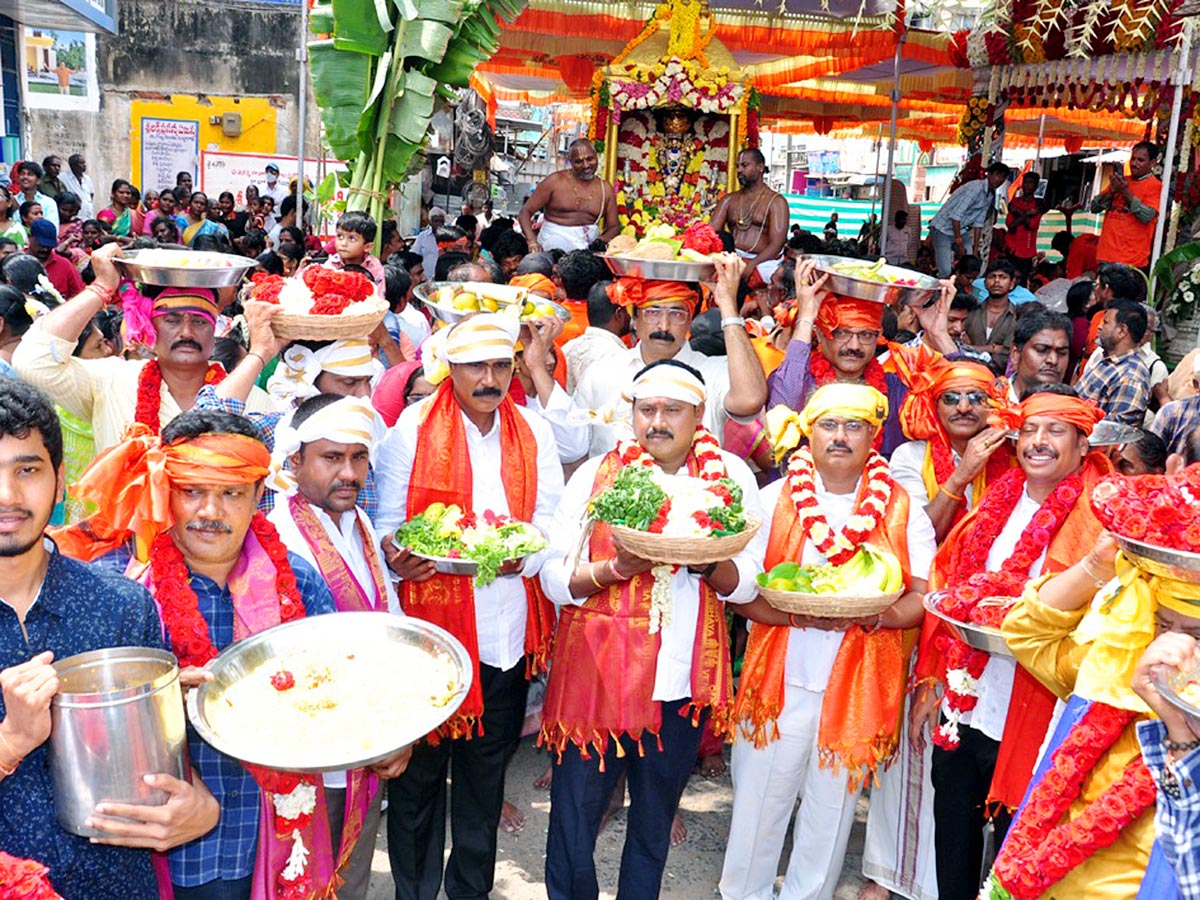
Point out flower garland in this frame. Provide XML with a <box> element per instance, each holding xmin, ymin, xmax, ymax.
<box><xmin>784</xmin><ymin>446</ymin><xmax>892</xmax><ymax>566</ymax></box>
<box><xmin>933</xmin><ymin>469</ymin><xmax>1083</xmax><ymax>749</ymax></box>
<box><xmin>150</xmin><ymin>515</ymin><xmax>318</xmax><ymax>899</ymax></box>
<box><xmin>979</xmin><ymin>702</ymin><xmax>1155</xmax><ymax>900</ymax></box>
<box><xmin>0</xmin><ymin>853</ymin><xmax>62</xmax><ymax>900</ymax></box>
<box><xmin>134</xmin><ymin>361</ymin><xmax>226</xmax><ymax>434</ymax></box>
<box><xmin>608</xmin><ymin>59</ymin><xmax>743</xmax><ymax>115</ymax></box>
<box><xmin>613</xmin><ymin>426</ymin><xmax>726</xmax><ymax>632</ymax></box>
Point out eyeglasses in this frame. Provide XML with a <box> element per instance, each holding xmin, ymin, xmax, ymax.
<box><xmin>814</xmin><ymin>418</ymin><xmax>870</xmax><ymax>435</ymax></box>
<box><xmin>829</xmin><ymin>328</ymin><xmax>880</xmax><ymax>346</ymax></box>
<box><xmin>405</xmin><ymin>392</ymin><xmax>432</xmax><ymax>406</ymax></box>
<box><xmin>939</xmin><ymin>390</ymin><xmax>989</xmax><ymax>407</ymax></box>
<box><xmin>639</xmin><ymin>307</ymin><xmax>690</xmax><ymax>325</ymax></box>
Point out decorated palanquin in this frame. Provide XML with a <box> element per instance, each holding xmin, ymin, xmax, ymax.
<box><xmin>589</xmin><ymin>0</ymin><xmax>758</xmax><ymax>234</ymax></box>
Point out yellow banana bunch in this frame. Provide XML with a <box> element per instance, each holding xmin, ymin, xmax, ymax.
<box><xmin>777</xmin><ymin>544</ymin><xmax>903</xmax><ymax>595</ymax></box>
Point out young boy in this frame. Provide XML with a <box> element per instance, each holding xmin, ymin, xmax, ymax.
<box><xmin>324</xmin><ymin>211</ymin><xmax>385</xmax><ymax>291</ymax></box>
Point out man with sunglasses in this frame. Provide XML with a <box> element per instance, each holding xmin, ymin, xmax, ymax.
<box><xmin>768</xmin><ymin>259</ymin><xmax>958</xmax><ymax>457</ymax></box>
<box><xmin>573</xmin><ymin>255</ymin><xmax>766</xmax><ymax>458</ymax></box>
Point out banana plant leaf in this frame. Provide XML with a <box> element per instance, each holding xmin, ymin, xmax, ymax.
<box><xmin>331</xmin><ymin>0</ymin><xmax>391</xmax><ymax>55</ymax></box>
<box><xmin>1153</xmin><ymin>241</ymin><xmax>1200</xmax><ymax>306</ymax></box>
<box><xmin>307</xmin><ymin>40</ymin><xmax>376</xmax><ymax>163</ymax></box>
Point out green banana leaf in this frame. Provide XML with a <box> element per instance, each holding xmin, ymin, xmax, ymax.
<box><xmin>307</xmin><ymin>40</ymin><xmax>375</xmax><ymax>163</ymax></box>
<box><xmin>1153</xmin><ymin>241</ymin><xmax>1200</xmax><ymax>306</ymax></box>
<box><xmin>331</xmin><ymin>0</ymin><xmax>390</xmax><ymax>55</ymax></box>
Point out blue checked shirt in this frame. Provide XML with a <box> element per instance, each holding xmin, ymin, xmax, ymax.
<box><xmin>165</xmin><ymin>553</ymin><xmax>336</xmax><ymax>888</ymax></box>
<box><xmin>1075</xmin><ymin>348</ymin><xmax>1152</xmax><ymax>427</ymax></box>
<box><xmin>193</xmin><ymin>386</ymin><xmax>379</xmax><ymax>522</ymax></box>
<box><xmin>1138</xmin><ymin>719</ymin><xmax>1200</xmax><ymax>900</ymax></box>
<box><xmin>929</xmin><ymin>179</ymin><xmax>997</xmax><ymax>237</ymax></box>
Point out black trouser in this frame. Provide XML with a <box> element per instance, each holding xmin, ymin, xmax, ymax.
<box><xmin>386</xmin><ymin>661</ymin><xmax>529</xmax><ymax>900</ymax></box>
<box><xmin>545</xmin><ymin>699</ymin><xmax>704</xmax><ymax>900</ymax></box>
<box><xmin>172</xmin><ymin>878</ymin><xmax>252</xmax><ymax>900</ymax></box>
<box><xmin>930</xmin><ymin>722</ymin><xmax>1011</xmax><ymax>900</ymax></box>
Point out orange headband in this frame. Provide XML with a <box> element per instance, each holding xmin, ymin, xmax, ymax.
<box><xmin>900</xmin><ymin>360</ymin><xmax>1003</xmax><ymax>442</ymax></box>
<box><xmin>814</xmin><ymin>295</ymin><xmax>885</xmax><ymax>338</ymax></box>
<box><xmin>608</xmin><ymin>277</ymin><xmax>698</xmax><ymax>313</ymax></box>
<box><xmin>50</xmin><ymin>426</ymin><xmax>271</xmax><ymax>563</ymax></box>
<box><xmin>988</xmin><ymin>393</ymin><xmax>1105</xmax><ymax>436</ymax></box>
<box><xmin>509</xmin><ymin>273</ymin><xmax>556</xmax><ymax>297</ymax></box>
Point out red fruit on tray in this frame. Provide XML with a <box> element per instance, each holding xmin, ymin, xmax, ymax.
<box><xmin>270</xmin><ymin>669</ymin><xmax>296</xmax><ymax>691</ymax></box>
<box><xmin>681</xmin><ymin>223</ymin><xmax>723</xmax><ymax>255</ymax></box>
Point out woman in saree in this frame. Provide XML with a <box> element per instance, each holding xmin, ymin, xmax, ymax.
<box><xmin>180</xmin><ymin>190</ymin><xmax>229</xmax><ymax>247</ymax></box>
<box><xmin>97</xmin><ymin>178</ymin><xmax>145</xmax><ymax>239</ymax></box>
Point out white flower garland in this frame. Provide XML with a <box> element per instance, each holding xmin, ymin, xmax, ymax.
<box><xmin>271</xmin><ymin>781</ymin><xmax>317</xmax><ymax>889</ymax></box>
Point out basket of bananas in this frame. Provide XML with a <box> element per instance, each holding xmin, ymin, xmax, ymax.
<box><xmin>415</xmin><ymin>281</ymin><xmax>571</xmax><ymax>326</ymax></box>
<box><xmin>756</xmin><ymin>544</ymin><xmax>905</xmax><ymax>618</ymax></box>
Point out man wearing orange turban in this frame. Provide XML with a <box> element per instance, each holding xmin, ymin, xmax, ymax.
<box><xmin>573</xmin><ymin>255</ymin><xmax>767</xmax><ymax>459</ymax></box>
<box><xmin>53</xmin><ymin>408</ymin><xmax>399</xmax><ymax>899</ymax></box>
<box><xmin>912</xmin><ymin>385</ymin><xmax>1110</xmax><ymax>900</ymax></box>
<box><xmin>767</xmin><ymin>258</ymin><xmax>959</xmax><ymax>457</ymax></box>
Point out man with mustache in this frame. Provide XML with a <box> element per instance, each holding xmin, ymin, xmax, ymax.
<box><xmin>539</xmin><ymin>360</ymin><xmax>768</xmax><ymax>899</ymax></box>
<box><xmin>710</xmin><ymin>148</ymin><xmax>789</xmax><ymax>284</ymax></box>
<box><xmin>1075</xmin><ymin>298</ymin><xmax>1153</xmax><ymax>427</ymax></box>
<box><xmin>1007</xmin><ymin>310</ymin><xmax>1072</xmax><ymax>402</ymax></box>
<box><xmin>374</xmin><ymin>312</ymin><xmax>563</xmax><ymax>900</ymax></box>
<box><xmin>0</xmin><ymin>379</ymin><xmax>218</xmax><ymax>898</ymax></box>
<box><xmin>265</xmin><ymin>393</ymin><xmax>404</xmax><ymax>899</ymax></box>
<box><xmin>519</xmin><ymin>138</ymin><xmax>620</xmax><ymax>253</ymax></box>
<box><xmin>911</xmin><ymin>385</ymin><xmax>1110</xmax><ymax>900</ymax></box>
<box><xmin>52</xmin><ymin>408</ymin><xmax>410</xmax><ymax>899</ymax></box>
<box><xmin>720</xmin><ymin>383</ymin><xmax>935</xmax><ymax>900</ymax></box>
<box><xmin>13</xmin><ymin>243</ymin><xmax>276</xmax><ymax>454</ymax></box>
<box><xmin>573</xmin><ymin>255</ymin><xmax>766</xmax><ymax>458</ymax></box>
<box><xmin>769</xmin><ymin>260</ymin><xmax>958</xmax><ymax>457</ymax></box>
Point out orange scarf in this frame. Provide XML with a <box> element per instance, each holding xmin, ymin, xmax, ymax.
<box><xmin>403</xmin><ymin>380</ymin><xmax>556</xmax><ymax>740</ymax></box>
<box><xmin>538</xmin><ymin>449</ymin><xmax>734</xmax><ymax>763</ymax></box>
<box><xmin>916</xmin><ymin>451</ymin><xmax>1111</xmax><ymax>808</ymax></box>
<box><xmin>734</xmin><ymin>477</ymin><xmax>912</xmax><ymax>790</ymax></box>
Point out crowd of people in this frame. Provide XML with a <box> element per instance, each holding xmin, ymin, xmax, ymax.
<box><xmin>0</xmin><ymin>136</ymin><xmax>1199</xmax><ymax>900</ymax></box>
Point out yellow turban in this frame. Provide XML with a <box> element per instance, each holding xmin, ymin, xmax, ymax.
<box><xmin>1067</xmin><ymin>556</ymin><xmax>1200</xmax><ymax>713</ymax></box>
<box><xmin>765</xmin><ymin>383</ymin><xmax>888</xmax><ymax>465</ymax></box>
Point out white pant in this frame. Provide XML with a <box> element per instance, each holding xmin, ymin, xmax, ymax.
<box><xmin>736</xmin><ymin>248</ymin><xmax>782</xmax><ymax>284</ymax></box>
<box><xmin>721</xmin><ymin>683</ymin><xmax>861</xmax><ymax>900</ymax></box>
<box><xmin>538</xmin><ymin>219</ymin><xmax>597</xmax><ymax>252</ymax></box>
<box><xmin>861</xmin><ymin>694</ymin><xmax>938</xmax><ymax>900</ymax></box>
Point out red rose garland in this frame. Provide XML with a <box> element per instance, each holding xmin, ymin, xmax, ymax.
<box><xmin>928</xmin><ymin>434</ymin><xmax>1011</xmax><ymax>527</ymax></box>
<box><xmin>0</xmin><ymin>853</ymin><xmax>63</xmax><ymax>900</ymax></box>
<box><xmin>615</xmin><ymin>425</ymin><xmax>726</xmax><ymax>484</ymax></box>
<box><xmin>1090</xmin><ymin>464</ymin><xmax>1200</xmax><ymax>550</ymax></box>
<box><xmin>150</xmin><ymin>514</ymin><xmax>317</xmax><ymax>898</ymax></box>
<box><xmin>934</xmin><ymin>468</ymin><xmax>1083</xmax><ymax>750</ymax></box>
<box><xmin>981</xmin><ymin>703</ymin><xmax>1155</xmax><ymax>900</ymax></box>
<box><xmin>248</xmin><ymin>267</ymin><xmax>374</xmax><ymax>315</ymax></box>
<box><xmin>784</xmin><ymin>446</ymin><xmax>892</xmax><ymax>566</ymax></box>
<box><xmin>134</xmin><ymin>361</ymin><xmax>226</xmax><ymax>434</ymax></box>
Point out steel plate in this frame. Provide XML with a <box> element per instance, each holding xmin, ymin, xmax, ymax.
<box><xmin>923</xmin><ymin>591</ymin><xmax>1015</xmax><ymax>658</ymax></box>
<box><xmin>1154</xmin><ymin>663</ymin><xmax>1200</xmax><ymax>739</ymax></box>
<box><xmin>414</xmin><ymin>281</ymin><xmax>571</xmax><ymax>325</ymax></box>
<box><xmin>1116</xmin><ymin>535</ymin><xmax>1200</xmax><ymax>585</ymax></box>
<box><xmin>114</xmin><ymin>250</ymin><xmax>257</xmax><ymax>288</ymax></box>
<box><xmin>806</xmin><ymin>254</ymin><xmax>941</xmax><ymax>306</ymax></box>
<box><xmin>188</xmin><ymin>612</ymin><xmax>471</xmax><ymax>772</ymax></box>
<box><xmin>602</xmin><ymin>255</ymin><xmax>716</xmax><ymax>282</ymax></box>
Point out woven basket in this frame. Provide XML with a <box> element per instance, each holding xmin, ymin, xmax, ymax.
<box><xmin>759</xmin><ymin>586</ymin><xmax>903</xmax><ymax>618</ymax></box>
<box><xmin>271</xmin><ymin>296</ymin><xmax>389</xmax><ymax>341</ymax></box>
<box><xmin>608</xmin><ymin>516</ymin><xmax>761</xmax><ymax>566</ymax></box>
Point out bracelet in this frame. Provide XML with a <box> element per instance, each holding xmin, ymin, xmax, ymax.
<box><xmin>940</xmin><ymin>484</ymin><xmax>965</xmax><ymax>502</ymax></box>
<box><xmin>864</xmin><ymin>613</ymin><xmax>885</xmax><ymax>634</ymax></box>
<box><xmin>247</xmin><ymin>351</ymin><xmax>268</xmax><ymax>368</ymax></box>
<box><xmin>608</xmin><ymin>558</ymin><xmax>629</xmax><ymax>582</ymax></box>
<box><xmin>788</xmin><ymin>613</ymin><xmax>803</xmax><ymax>628</ymax></box>
<box><xmin>88</xmin><ymin>282</ymin><xmax>116</xmax><ymax>305</ymax></box>
<box><xmin>721</xmin><ymin>316</ymin><xmax>746</xmax><ymax>330</ymax></box>
<box><xmin>796</xmin><ymin>316</ymin><xmax>814</xmax><ymax>327</ymax></box>
<box><xmin>1165</xmin><ymin>737</ymin><xmax>1200</xmax><ymax>754</ymax></box>
<box><xmin>0</xmin><ymin>729</ymin><xmax>23</xmax><ymax>773</ymax></box>
<box><xmin>1081</xmin><ymin>556</ymin><xmax>1109</xmax><ymax>587</ymax></box>
<box><xmin>588</xmin><ymin>562</ymin><xmax>606</xmax><ymax>591</ymax></box>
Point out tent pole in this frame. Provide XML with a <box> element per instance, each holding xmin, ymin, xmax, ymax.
<box><xmin>879</xmin><ymin>30</ymin><xmax>905</xmax><ymax>261</ymax></box>
<box><xmin>1035</xmin><ymin>114</ymin><xmax>1045</xmax><ymax>164</ymax></box>
<box><xmin>296</xmin><ymin>0</ymin><xmax>308</xmax><ymax>218</ymax></box>
<box><xmin>1152</xmin><ymin>19</ymin><xmax>1192</xmax><ymax>277</ymax></box>
<box><xmin>871</xmin><ymin>123</ymin><xmax>883</xmax><ymax>222</ymax></box>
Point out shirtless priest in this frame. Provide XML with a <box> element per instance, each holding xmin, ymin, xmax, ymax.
<box><xmin>519</xmin><ymin>138</ymin><xmax>621</xmax><ymax>253</ymax></box>
<box><xmin>710</xmin><ymin>147</ymin><xmax>789</xmax><ymax>285</ymax></box>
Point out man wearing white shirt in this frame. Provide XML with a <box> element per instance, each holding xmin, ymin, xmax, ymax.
<box><xmin>59</xmin><ymin>153</ymin><xmax>95</xmax><ymax>218</ymax></box>
<box><xmin>265</xmin><ymin>393</ymin><xmax>406</xmax><ymax>900</ymax></box>
<box><xmin>540</xmin><ymin>360</ymin><xmax>767</xmax><ymax>899</ymax></box>
<box><xmin>573</xmin><ymin>255</ymin><xmax>766</xmax><ymax>457</ymax></box>
<box><xmin>374</xmin><ymin>312</ymin><xmax>563</xmax><ymax>900</ymax></box>
<box><xmin>562</xmin><ymin>280</ymin><xmax>630</xmax><ymax>393</ymax></box>
<box><xmin>720</xmin><ymin>384</ymin><xmax>935</xmax><ymax>900</ymax></box>
<box><xmin>413</xmin><ymin>207</ymin><xmax>445</xmax><ymax>281</ymax></box>
<box><xmin>260</xmin><ymin>163</ymin><xmax>288</xmax><ymax>208</ymax></box>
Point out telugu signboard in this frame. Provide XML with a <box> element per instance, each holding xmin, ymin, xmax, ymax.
<box><xmin>200</xmin><ymin>150</ymin><xmax>349</xmax><ymax>206</ymax></box>
<box><xmin>141</xmin><ymin>119</ymin><xmax>200</xmax><ymax>194</ymax></box>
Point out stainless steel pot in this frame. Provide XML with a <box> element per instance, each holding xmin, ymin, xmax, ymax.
<box><xmin>49</xmin><ymin>647</ymin><xmax>187</xmax><ymax>837</ymax></box>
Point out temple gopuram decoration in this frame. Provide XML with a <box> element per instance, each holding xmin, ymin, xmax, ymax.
<box><xmin>589</xmin><ymin>0</ymin><xmax>754</xmax><ymax>234</ymax></box>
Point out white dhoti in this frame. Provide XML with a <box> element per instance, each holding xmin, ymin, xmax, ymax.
<box><xmin>537</xmin><ymin>219</ymin><xmax>598</xmax><ymax>252</ymax></box>
<box><xmin>861</xmin><ymin>692</ymin><xmax>939</xmax><ymax>900</ymax></box>
<box><xmin>735</xmin><ymin>248</ymin><xmax>782</xmax><ymax>284</ymax></box>
<box><xmin>720</xmin><ymin>683</ymin><xmax>862</xmax><ymax>900</ymax></box>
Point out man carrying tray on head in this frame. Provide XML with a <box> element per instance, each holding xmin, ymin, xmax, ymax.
<box><xmin>265</xmin><ymin>392</ymin><xmax>404</xmax><ymax>900</ymax></box>
<box><xmin>573</xmin><ymin>255</ymin><xmax>766</xmax><ymax>458</ymax></box>
<box><xmin>538</xmin><ymin>359</ymin><xmax>768</xmax><ymax>899</ymax></box>
<box><xmin>374</xmin><ymin>311</ymin><xmax>563</xmax><ymax>900</ymax></box>
<box><xmin>52</xmin><ymin>408</ymin><xmax>410</xmax><ymax>899</ymax></box>
<box><xmin>719</xmin><ymin>383</ymin><xmax>934</xmax><ymax>900</ymax></box>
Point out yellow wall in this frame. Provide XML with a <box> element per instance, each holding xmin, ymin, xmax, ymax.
<box><xmin>130</xmin><ymin>95</ymin><xmax>277</xmax><ymax>189</ymax></box>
